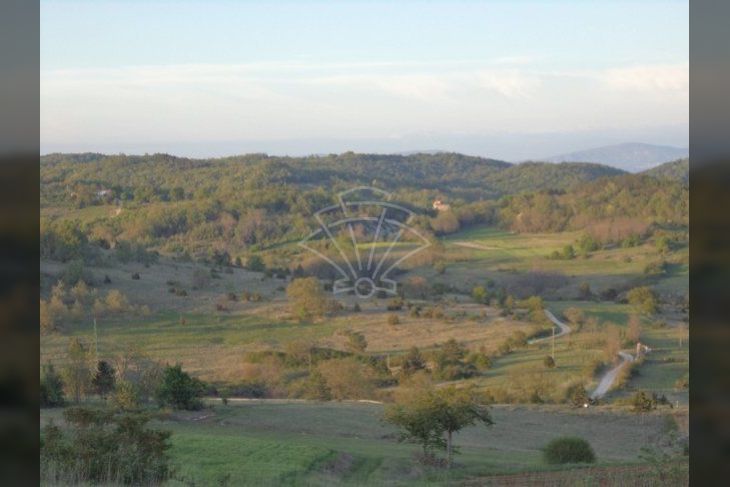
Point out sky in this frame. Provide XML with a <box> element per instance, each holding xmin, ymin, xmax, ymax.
<box><xmin>40</xmin><ymin>0</ymin><xmax>688</xmax><ymax>161</ymax></box>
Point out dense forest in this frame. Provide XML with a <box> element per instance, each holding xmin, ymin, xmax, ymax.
<box><xmin>40</xmin><ymin>152</ymin><xmax>688</xmax><ymax>265</ymax></box>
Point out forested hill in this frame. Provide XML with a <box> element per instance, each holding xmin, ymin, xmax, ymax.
<box><xmin>40</xmin><ymin>152</ymin><xmax>685</xmax><ymax>263</ymax></box>
<box><xmin>640</xmin><ymin>158</ymin><xmax>689</xmax><ymax>184</ymax></box>
<box><xmin>40</xmin><ymin>152</ymin><xmax>623</xmax><ymax>206</ymax></box>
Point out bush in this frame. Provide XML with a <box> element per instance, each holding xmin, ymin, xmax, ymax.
<box><xmin>286</xmin><ymin>277</ymin><xmax>334</xmax><ymax>320</ymax></box>
<box><xmin>632</xmin><ymin>390</ymin><xmax>657</xmax><ymax>412</ymax></box>
<box><xmin>40</xmin><ymin>363</ymin><xmax>65</xmax><ymax>408</ymax></box>
<box><xmin>91</xmin><ymin>360</ymin><xmax>116</xmax><ymax>399</ymax></box>
<box><xmin>387</xmin><ymin>314</ymin><xmax>400</xmax><ymax>326</ymax></box>
<box><xmin>155</xmin><ymin>364</ymin><xmax>205</xmax><ymax>410</ymax></box>
<box><xmin>246</xmin><ymin>255</ymin><xmax>266</xmax><ymax>272</ymax></box>
<box><xmin>543</xmin><ymin>437</ymin><xmax>596</xmax><ymax>464</ymax></box>
<box><xmin>41</xmin><ymin>407</ymin><xmax>172</xmax><ymax>485</ymax></box>
<box><xmin>111</xmin><ymin>380</ymin><xmax>139</xmax><ymax>411</ymax></box>
<box><xmin>565</xmin><ymin>383</ymin><xmax>589</xmax><ymax>407</ymax></box>
<box><xmin>386</xmin><ymin>297</ymin><xmax>404</xmax><ymax>311</ymax></box>
<box><xmin>627</xmin><ymin>286</ymin><xmax>658</xmax><ymax>314</ymax></box>
<box><xmin>345</xmin><ymin>330</ymin><xmax>368</xmax><ymax>353</ymax></box>
<box><xmin>543</xmin><ymin>355</ymin><xmax>556</xmax><ymax>368</ymax></box>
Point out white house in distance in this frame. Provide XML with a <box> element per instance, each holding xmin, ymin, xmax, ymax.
<box><xmin>432</xmin><ymin>199</ymin><xmax>450</xmax><ymax>211</ymax></box>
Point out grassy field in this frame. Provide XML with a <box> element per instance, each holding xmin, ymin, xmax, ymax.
<box><xmin>40</xmin><ymin>225</ymin><xmax>688</xmax><ymax>399</ymax></box>
<box><xmin>40</xmin><ymin>222</ymin><xmax>690</xmax><ymax>484</ymax></box>
<box><xmin>40</xmin><ymin>400</ymin><xmax>684</xmax><ymax>486</ymax></box>
<box><xmin>40</xmin><ymin>256</ymin><xmax>535</xmax><ymax>384</ymax></box>
<box><xmin>547</xmin><ymin>300</ymin><xmax>689</xmax><ymax>405</ymax></box>
<box><xmin>431</xmin><ymin>226</ymin><xmax>689</xmax><ymax>299</ymax></box>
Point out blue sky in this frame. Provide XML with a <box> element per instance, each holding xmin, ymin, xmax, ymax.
<box><xmin>40</xmin><ymin>1</ymin><xmax>688</xmax><ymax>160</ymax></box>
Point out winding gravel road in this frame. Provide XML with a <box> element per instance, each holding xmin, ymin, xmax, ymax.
<box><xmin>590</xmin><ymin>351</ymin><xmax>635</xmax><ymax>399</ymax></box>
<box><xmin>527</xmin><ymin>309</ymin><xmax>634</xmax><ymax>399</ymax></box>
<box><xmin>528</xmin><ymin>309</ymin><xmax>571</xmax><ymax>344</ymax></box>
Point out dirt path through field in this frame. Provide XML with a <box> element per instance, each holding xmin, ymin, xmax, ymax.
<box><xmin>528</xmin><ymin>309</ymin><xmax>571</xmax><ymax>344</ymax></box>
<box><xmin>590</xmin><ymin>351</ymin><xmax>635</xmax><ymax>399</ymax></box>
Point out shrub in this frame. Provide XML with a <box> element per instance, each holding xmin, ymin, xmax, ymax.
<box><xmin>317</xmin><ymin>358</ymin><xmax>375</xmax><ymax>400</ymax></box>
<box><xmin>303</xmin><ymin>370</ymin><xmax>332</xmax><ymax>401</ymax></box>
<box><xmin>386</xmin><ymin>297</ymin><xmax>404</xmax><ymax>311</ymax></box>
<box><xmin>155</xmin><ymin>364</ymin><xmax>205</xmax><ymax>410</ymax></box>
<box><xmin>286</xmin><ymin>277</ymin><xmax>334</xmax><ymax>320</ymax></box>
<box><xmin>627</xmin><ymin>286</ymin><xmax>658</xmax><ymax>315</ymax></box>
<box><xmin>632</xmin><ymin>390</ymin><xmax>657</xmax><ymax>412</ymax></box>
<box><xmin>91</xmin><ymin>360</ymin><xmax>116</xmax><ymax>399</ymax></box>
<box><xmin>387</xmin><ymin>314</ymin><xmax>400</xmax><ymax>326</ymax></box>
<box><xmin>111</xmin><ymin>380</ymin><xmax>139</xmax><ymax>411</ymax></box>
<box><xmin>105</xmin><ymin>289</ymin><xmax>129</xmax><ymax>313</ymax></box>
<box><xmin>467</xmin><ymin>351</ymin><xmax>492</xmax><ymax>370</ymax></box>
<box><xmin>345</xmin><ymin>330</ymin><xmax>368</xmax><ymax>353</ymax></box>
<box><xmin>543</xmin><ymin>355</ymin><xmax>556</xmax><ymax>368</ymax></box>
<box><xmin>562</xmin><ymin>245</ymin><xmax>576</xmax><ymax>260</ymax></box>
<box><xmin>401</xmin><ymin>347</ymin><xmax>427</xmax><ymax>377</ymax></box>
<box><xmin>40</xmin><ymin>363</ymin><xmax>65</xmax><ymax>408</ymax></box>
<box><xmin>472</xmin><ymin>286</ymin><xmax>489</xmax><ymax>304</ymax></box>
<box><xmin>41</xmin><ymin>407</ymin><xmax>172</xmax><ymax>485</ymax></box>
<box><xmin>543</xmin><ymin>437</ymin><xmax>596</xmax><ymax>464</ymax></box>
<box><xmin>246</xmin><ymin>255</ymin><xmax>266</xmax><ymax>272</ymax></box>
<box><xmin>565</xmin><ymin>383</ymin><xmax>589</xmax><ymax>407</ymax></box>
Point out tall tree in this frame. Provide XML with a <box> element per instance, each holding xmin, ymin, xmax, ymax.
<box><xmin>384</xmin><ymin>382</ymin><xmax>492</xmax><ymax>467</ymax></box>
<box><xmin>286</xmin><ymin>277</ymin><xmax>332</xmax><ymax>320</ymax></box>
<box><xmin>92</xmin><ymin>360</ymin><xmax>116</xmax><ymax>399</ymax></box>
<box><xmin>62</xmin><ymin>338</ymin><xmax>92</xmax><ymax>403</ymax></box>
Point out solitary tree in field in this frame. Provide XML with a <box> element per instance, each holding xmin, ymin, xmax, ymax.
<box><xmin>384</xmin><ymin>383</ymin><xmax>492</xmax><ymax>468</ymax></box>
<box><xmin>156</xmin><ymin>364</ymin><xmax>205</xmax><ymax>410</ymax></box>
<box><xmin>627</xmin><ymin>286</ymin><xmax>658</xmax><ymax>315</ymax></box>
<box><xmin>434</xmin><ymin>386</ymin><xmax>494</xmax><ymax>467</ymax></box>
<box><xmin>286</xmin><ymin>277</ymin><xmax>332</xmax><ymax>320</ymax></box>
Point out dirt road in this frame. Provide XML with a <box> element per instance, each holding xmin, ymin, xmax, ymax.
<box><xmin>590</xmin><ymin>351</ymin><xmax>635</xmax><ymax>399</ymax></box>
<box><xmin>528</xmin><ymin>309</ymin><xmax>571</xmax><ymax>344</ymax></box>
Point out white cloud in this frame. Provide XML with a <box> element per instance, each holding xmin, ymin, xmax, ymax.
<box><xmin>474</xmin><ymin>70</ymin><xmax>541</xmax><ymax>98</ymax></box>
<box><xmin>603</xmin><ymin>64</ymin><xmax>688</xmax><ymax>92</ymax></box>
<box><xmin>40</xmin><ymin>61</ymin><xmax>688</xmax><ymax>147</ymax></box>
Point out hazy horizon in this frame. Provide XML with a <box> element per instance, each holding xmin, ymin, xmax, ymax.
<box><xmin>41</xmin><ymin>0</ymin><xmax>688</xmax><ymax>161</ymax></box>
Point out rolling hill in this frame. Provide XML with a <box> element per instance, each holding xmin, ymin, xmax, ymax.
<box><xmin>641</xmin><ymin>158</ymin><xmax>689</xmax><ymax>184</ymax></box>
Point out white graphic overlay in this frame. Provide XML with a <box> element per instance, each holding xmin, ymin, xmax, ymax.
<box><xmin>298</xmin><ymin>187</ymin><xmax>431</xmax><ymax>298</ymax></box>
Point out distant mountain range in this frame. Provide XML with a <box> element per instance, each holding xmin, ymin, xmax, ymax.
<box><xmin>539</xmin><ymin>143</ymin><xmax>688</xmax><ymax>172</ymax></box>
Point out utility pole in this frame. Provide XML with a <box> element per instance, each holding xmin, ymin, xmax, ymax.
<box><xmin>551</xmin><ymin>326</ymin><xmax>555</xmax><ymax>359</ymax></box>
<box><xmin>93</xmin><ymin>317</ymin><xmax>99</xmax><ymax>363</ymax></box>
